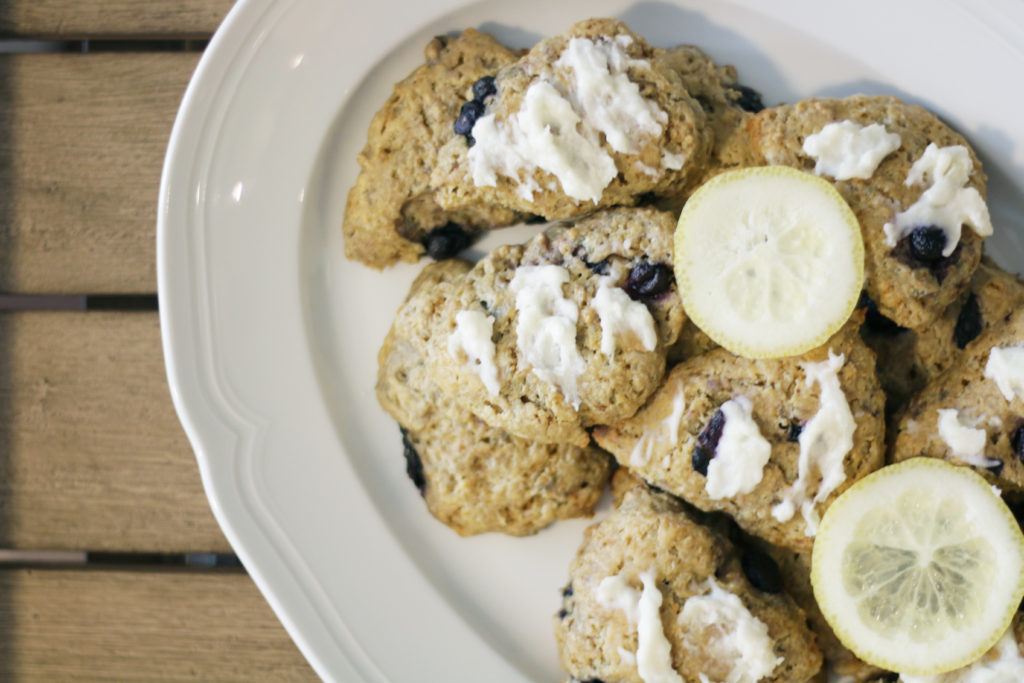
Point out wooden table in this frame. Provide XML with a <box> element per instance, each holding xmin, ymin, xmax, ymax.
<box><xmin>0</xmin><ymin>2</ymin><xmax>317</xmax><ymax>679</ymax></box>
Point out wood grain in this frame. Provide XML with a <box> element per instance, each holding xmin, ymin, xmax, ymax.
<box><xmin>0</xmin><ymin>311</ymin><xmax>230</xmax><ymax>552</ymax></box>
<box><xmin>0</xmin><ymin>1</ymin><xmax>236</xmax><ymax>38</ymax></box>
<box><xmin>0</xmin><ymin>568</ymin><xmax>317</xmax><ymax>680</ymax></box>
<box><xmin>0</xmin><ymin>53</ymin><xmax>200</xmax><ymax>293</ymax></box>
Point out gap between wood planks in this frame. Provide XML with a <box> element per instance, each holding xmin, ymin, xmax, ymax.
<box><xmin>0</xmin><ymin>550</ymin><xmax>242</xmax><ymax>567</ymax></box>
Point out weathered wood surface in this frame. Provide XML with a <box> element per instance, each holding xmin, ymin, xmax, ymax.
<box><xmin>0</xmin><ymin>53</ymin><xmax>201</xmax><ymax>294</ymax></box>
<box><xmin>0</xmin><ymin>567</ymin><xmax>317</xmax><ymax>680</ymax></box>
<box><xmin>0</xmin><ymin>1</ymin><xmax>236</xmax><ymax>38</ymax></box>
<box><xmin>0</xmin><ymin>311</ymin><xmax>230</xmax><ymax>552</ymax></box>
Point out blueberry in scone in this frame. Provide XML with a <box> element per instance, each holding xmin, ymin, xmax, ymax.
<box><xmin>430</xmin><ymin>18</ymin><xmax>713</xmax><ymax>222</ymax></box>
<box><xmin>746</xmin><ymin>95</ymin><xmax>992</xmax><ymax>329</ymax></box>
<box><xmin>890</xmin><ymin>305</ymin><xmax>1024</xmax><ymax>493</ymax></box>
<box><xmin>554</xmin><ymin>469</ymin><xmax>823</xmax><ymax>683</ymax></box>
<box><xmin>343</xmin><ymin>29</ymin><xmax>524</xmax><ymax>268</ymax></box>
<box><xmin>593</xmin><ymin>319</ymin><xmax>886</xmax><ymax>551</ymax></box>
<box><xmin>376</xmin><ymin>260</ymin><xmax>612</xmax><ymax>536</ymax></box>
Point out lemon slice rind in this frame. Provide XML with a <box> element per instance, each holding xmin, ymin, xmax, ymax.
<box><xmin>811</xmin><ymin>458</ymin><xmax>1024</xmax><ymax>676</ymax></box>
<box><xmin>674</xmin><ymin>166</ymin><xmax>864</xmax><ymax>359</ymax></box>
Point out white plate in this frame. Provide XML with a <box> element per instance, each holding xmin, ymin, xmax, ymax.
<box><xmin>157</xmin><ymin>0</ymin><xmax>1024</xmax><ymax>680</ymax></box>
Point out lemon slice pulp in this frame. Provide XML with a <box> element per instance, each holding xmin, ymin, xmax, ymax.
<box><xmin>811</xmin><ymin>458</ymin><xmax>1024</xmax><ymax>676</ymax></box>
<box><xmin>674</xmin><ymin>166</ymin><xmax>864</xmax><ymax>358</ymax></box>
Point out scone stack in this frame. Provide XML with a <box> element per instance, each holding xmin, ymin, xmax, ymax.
<box><xmin>347</xmin><ymin>17</ymin><xmax>1024</xmax><ymax>683</ymax></box>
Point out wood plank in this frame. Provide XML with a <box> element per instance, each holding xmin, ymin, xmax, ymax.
<box><xmin>0</xmin><ymin>1</ymin><xmax>236</xmax><ymax>39</ymax></box>
<box><xmin>0</xmin><ymin>53</ymin><xmax>200</xmax><ymax>294</ymax></box>
<box><xmin>0</xmin><ymin>311</ymin><xmax>231</xmax><ymax>552</ymax></box>
<box><xmin>0</xmin><ymin>568</ymin><xmax>317</xmax><ymax>680</ymax></box>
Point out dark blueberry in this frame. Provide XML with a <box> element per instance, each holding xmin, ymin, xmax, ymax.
<box><xmin>786</xmin><ymin>420</ymin><xmax>803</xmax><ymax>443</ymax></box>
<box><xmin>692</xmin><ymin>446</ymin><xmax>712</xmax><ymax>477</ymax></box>
<box><xmin>731</xmin><ymin>84</ymin><xmax>765</xmax><ymax>113</ymax></box>
<box><xmin>741</xmin><ymin>550</ymin><xmax>782</xmax><ymax>594</ymax></box>
<box><xmin>561</xmin><ymin>583</ymin><xmax>574</xmax><ymax>598</ymax></box>
<box><xmin>423</xmin><ymin>223</ymin><xmax>472</xmax><ymax>260</ymax></box>
<box><xmin>953</xmin><ymin>293</ymin><xmax>982</xmax><ymax>349</ymax></box>
<box><xmin>400</xmin><ymin>428</ymin><xmax>426</xmax><ymax>495</ymax></box>
<box><xmin>892</xmin><ymin>229</ymin><xmax>962</xmax><ymax>283</ymax></box>
<box><xmin>454</xmin><ymin>100</ymin><xmax>486</xmax><ymax>140</ymax></box>
<box><xmin>471</xmin><ymin>75</ymin><xmax>497</xmax><ymax>101</ymax></box>
<box><xmin>625</xmin><ymin>260</ymin><xmax>674</xmax><ymax>301</ymax></box>
<box><xmin>587</xmin><ymin>258</ymin><xmax>611</xmax><ymax>276</ymax></box>
<box><xmin>987</xmin><ymin>458</ymin><xmax>1005</xmax><ymax>477</ymax></box>
<box><xmin>1012</xmin><ymin>423</ymin><xmax>1024</xmax><ymax>464</ymax></box>
<box><xmin>861</xmin><ymin>294</ymin><xmax>907</xmax><ymax>336</ymax></box>
<box><xmin>556</xmin><ymin>608</ymin><xmax>568</xmax><ymax>619</ymax></box>
<box><xmin>908</xmin><ymin>226</ymin><xmax>947</xmax><ymax>263</ymax></box>
<box><xmin>692</xmin><ymin>409</ymin><xmax>726</xmax><ymax>476</ymax></box>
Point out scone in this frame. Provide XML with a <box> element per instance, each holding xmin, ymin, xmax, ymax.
<box><xmin>343</xmin><ymin>29</ymin><xmax>523</xmax><ymax>268</ymax></box>
<box><xmin>747</xmin><ymin>95</ymin><xmax>991</xmax><ymax>330</ymax></box>
<box><xmin>430</xmin><ymin>18</ymin><xmax>712</xmax><ymax>221</ymax></box>
<box><xmin>863</xmin><ymin>258</ymin><xmax>1024</xmax><ymax>410</ymax></box>
<box><xmin>593</xmin><ymin>319</ymin><xmax>887</xmax><ymax>551</ymax></box>
<box><xmin>426</xmin><ymin>207</ymin><xmax>686</xmax><ymax>447</ymax></box>
<box><xmin>554</xmin><ymin>470</ymin><xmax>823</xmax><ymax>683</ymax></box>
<box><xmin>376</xmin><ymin>260</ymin><xmax>612</xmax><ymax>536</ymax></box>
<box><xmin>890</xmin><ymin>306</ymin><xmax>1024</xmax><ymax>493</ymax></box>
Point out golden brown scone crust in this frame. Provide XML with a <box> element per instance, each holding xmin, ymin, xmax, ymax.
<box><xmin>425</xmin><ymin>207</ymin><xmax>685</xmax><ymax>447</ymax></box>
<box><xmin>430</xmin><ymin>18</ymin><xmax>712</xmax><ymax>220</ymax></box>
<box><xmin>747</xmin><ymin>95</ymin><xmax>988</xmax><ymax>330</ymax></box>
<box><xmin>376</xmin><ymin>260</ymin><xmax>612</xmax><ymax>536</ymax></box>
<box><xmin>343</xmin><ymin>30</ymin><xmax>522</xmax><ymax>268</ymax></box>
<box><xmin>554</xmin><ymin>470</ymin><xmax>822</xmax><ymax>683</ymax></box>
<box><xmin>593</xmin><ymin>320</ymin><xmax>886</xmax><ymax>552</ymax></box>
<box><xmin>890</xmin><ymin>306</ymin><xmax>1024</xmax><ymax>493</ymax></box>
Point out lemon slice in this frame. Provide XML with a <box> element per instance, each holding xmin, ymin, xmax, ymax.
<box><xmin>811</xmin><ymin>458</ymin><xmax>1024</xmax><ymax>676</ymax></box>
<box><xmin>674</xmin><ymin>166</ymin><xmax>864</xmax><ymax>358</ymax></box>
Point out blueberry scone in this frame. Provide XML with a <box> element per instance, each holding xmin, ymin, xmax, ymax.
<box><xmin>747</xmin><ymin>95</ymin><xmax>992</xmax><ymax>329</ymax></box>
<box><xmin>430</xmin><ymin>18</ymin><xmax>712</xmax><ymax>221</ymax></box>
<box><xmin>862</xmin><ymin>258</ymin><xmax>1024</xmax><ymax>410</ymax></box>
<box><xmin>376</xmin><ymin>260</ymin><xmax>612</xmax><ymax>536</ymax></box>
<box><xmin>343</xmin><ymin>30</ymin><xmax>524</xmax><ymax>268</ymax></box>
<box><xmin>426</xmin><ymin>206</ymin><xmax>686</xmax><ymax>447</ymax></box>
<box><xmin>593</xmin><ymin>319</ymin><xmax>886</xmax><ymax>551</ymax></box>
<box><xmin>890</xmin><ymin>306</ymin><xmax>1024</xmax><ymax>493</ymax></box>
<box><xmin>554</xmin><ymin>470</ymin><xmax>823</xmax><ymax>683</ymax></box>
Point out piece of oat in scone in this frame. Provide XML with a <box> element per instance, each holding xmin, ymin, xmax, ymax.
<box><xmin>375</xmin><ymin>260</ymin><xmax>612</xmax><ymax>536</ymax></box>
<box><xmin>745</xmin><ymin>95</ymin><xmax>991</xmax><ymax>330</ymax></box>
<box><xmin>890</xmin><ymin>306</ymin><xmax>1024</xmax><ymax>494</ymax></box>
<box><xmin>863</xmin><ymin>257</ymin><xmax>1024</xmax><ymax>411</ymax></box>
<box><xmin>593</xmin><ymin>319</ymin><xmax>886</xmax><ymax>552</ymax></box>
<box><xmin>424</xmin><ymin>207</ymin><xmax>685</xmax><ymax>447</ymax></box>
<box><xmin>343</xmin><ymin>29</ymin><xmax>524</xmax><ymax>269</ymax></box>
<box><xmin>554</xmin><ymin>469</ymin><xmax>823</xmax><ymax>683</ymax></box>
<box><xmin>429</xmin><ymin>18</ymin><xmax>712</xmax><ymax>222</ymax></box>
